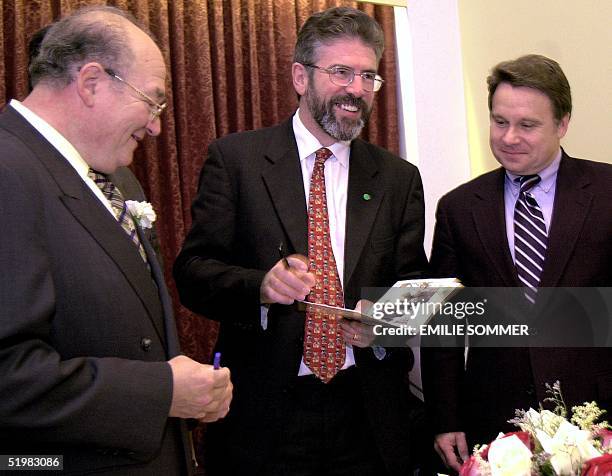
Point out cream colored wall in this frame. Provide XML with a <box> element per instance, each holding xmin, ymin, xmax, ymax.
<box><xmin>458</xmin><ymin>0</ymin><xmax>612</xmax><ymax>176</ymax></box>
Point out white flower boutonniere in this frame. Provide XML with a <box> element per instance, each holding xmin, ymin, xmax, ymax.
<box><xmin>125</xmin><ymin>200</ymin><xmax>157</xmax><ymax>229</ymax></box>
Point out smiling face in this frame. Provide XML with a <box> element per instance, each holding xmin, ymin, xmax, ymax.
<box><xmin>294</xmin><ymin>37</ymin><xmax>377</xmax><ymax>145</ymax></box>
<box><xmin>489</xmin><ymin>83</ymin><xmax>569</xmax><ymax>175</ymax></box>
<box><xmin>91</xmin><ymin>25</ymin><xmax>166</xmax><ymax>173</ymax></box>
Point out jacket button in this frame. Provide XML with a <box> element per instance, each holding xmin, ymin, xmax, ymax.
<box><xmin>140</xmin><ymin>338</ymin><xmax>152</xmax><ymax>351</ymax></box>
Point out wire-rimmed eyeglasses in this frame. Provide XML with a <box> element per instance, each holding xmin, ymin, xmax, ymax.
<box><xmin>302</xmin><ymin>64</ymin><xmax>384</xmax><ymax>92</ymax></box>
<box><xmin>105</xmin><ymin>68</ymin><xmax>167</xmax><ymax>121</ymax></box>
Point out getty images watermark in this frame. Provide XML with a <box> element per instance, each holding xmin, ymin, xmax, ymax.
<box><xmin>359</xmin><ymin>287</ymin><xmax>612</xmax><ymax>348</ymax></box>
<box><xmin>370</xmin><ymin>296</ymin><xmax>528</xmax><ymax>338</ymax></box>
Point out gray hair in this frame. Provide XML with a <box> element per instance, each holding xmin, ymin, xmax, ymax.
<box><xmin>29</xmin><ymin>6</ymin><xmax>151</xmax><ymax>89</ymax></box>
<box><xmin>294</xmin><ymin>7</ymin><xmax>384</xmax><ymax>66</ymax></box>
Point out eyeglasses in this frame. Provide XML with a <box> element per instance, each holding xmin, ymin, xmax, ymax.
<box><xmin>302</xmin><ymin>64</ymin><xmax>384</xmax><ymax>92</ymax></box>
<box><xmin>105</xmin><ymin>68</ymin><xmax>167</xmax><ymax>121</ymax></box>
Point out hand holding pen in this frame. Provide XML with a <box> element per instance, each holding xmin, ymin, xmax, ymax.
<box><xmin>167</xmin><ymin>354</ymin><xmax>233</xmax><ymax>423</ymax></box>
<box><xmin>259</xmin><ymin>241</ymin><xmax>315</xmax><ymax>305</ymax></box>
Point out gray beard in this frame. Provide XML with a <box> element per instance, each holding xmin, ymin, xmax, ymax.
<box><xmin>306</xmin><ymin>90</ymin><xmax>370</xmax><ymax>142</ymax></box>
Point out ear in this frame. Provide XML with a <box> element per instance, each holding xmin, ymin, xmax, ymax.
<box><xmin>556</xmin><ymin>113</ymin><xmax>570</xmax><ymax>139</ymax></box>
<box><xmin>76</xmin><ymin>62</ymin><xmax>105</xmax><ymax>107</ymax></box>
<box><xmin>292</xmin><ymin>62</ymin><xmax>309</xmax><ymax>97</ymax></box>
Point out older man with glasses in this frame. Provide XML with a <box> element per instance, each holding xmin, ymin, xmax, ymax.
<box><xmin>174</xmin><ymin>6</ymin><xmax>427</xmax><ymax>476</ymax></box>
<box><xmin>0</xmin><ymin>6</ymin><xmax>232</xmax><ymax>475</ymax></box>
<box><xmin>105</xmin><ymin>68</ymin><xmax>167</xmax><ymax>122</ymax></box>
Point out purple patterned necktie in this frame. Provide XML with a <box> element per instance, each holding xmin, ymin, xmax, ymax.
<box><xmin>88</xmin><ymin>169</ymin><xmax>148</xmax><ymax>263</ymax></box>
<box><xmin>514</xmin><ymin>174</ymin><xmax>548</xmax><ymax>303</ymax></box>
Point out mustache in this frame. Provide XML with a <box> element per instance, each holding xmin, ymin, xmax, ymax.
<box><xmin>330</xmin><ymin>94</ymin><xmax>368</xmax><ymax>111</ymax></box>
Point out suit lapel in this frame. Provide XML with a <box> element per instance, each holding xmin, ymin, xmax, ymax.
<box><xmin>472</xmin><ymin>169</ymin><xmax>520</xmax><ymax>286</ymax></box>
<box><xmin>261</xmin><ymin>120</ymin><xmax>309</xmax><ymax>255</ymax></box>
<box><xmin>539</xmin><ymin>153</ymin><xmax>592</xmax><ymax>287</ymax></box>
<box><xmin>59</xmin><ymin>187</ymin><xmax>168</xmax><ymax>346</ymax></box>
<box><xmin>262</xmin><ymin>131</ymin><xmax>386</xmax><ymax>288</ymax></box>
<box><xmin>2</xmin><ymin>107</ymin><xmax>167</xmax><ymax>345</ymax></box>
<box><xmin>344</xmin><ymin>140</ymin><xmax>383</xmax><ymax>286</ymax></box>
<box><xmin>137</xmin><ymin>225</ymin><xmax>179</xmax><ymax>356</ymax></box>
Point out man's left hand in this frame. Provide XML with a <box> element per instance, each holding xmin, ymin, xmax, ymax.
<box><xmin>339</xmin><ymin>300</ymin><xmax>376</xmax><ymax>348</ymax></box>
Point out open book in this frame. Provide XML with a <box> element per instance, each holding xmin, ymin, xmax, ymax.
<box><xmin>297</xmin><ymin>277</ymin><xmax>462</xmax><ymax>327</ymax></box>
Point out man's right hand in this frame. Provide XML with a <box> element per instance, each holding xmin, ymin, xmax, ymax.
<box><xmin>434</xmin><ymin>431</ymin><xmax>469</xmax><ymax>472</ymax></box>
<box><xmin>168</xmin><ymin>355</ymin><xmax>233</xmax><ymax>422</ymax></box>
<box><xmin>260</xmin><ymin>254</ymin><xmax>315</xmax><ymax>305</ymax></box>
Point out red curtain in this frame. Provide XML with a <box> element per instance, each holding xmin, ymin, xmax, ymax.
<box><xmin>1</xmin><ymin>0</ymin><xmax>398</xmax><ymax>468</ymax></box>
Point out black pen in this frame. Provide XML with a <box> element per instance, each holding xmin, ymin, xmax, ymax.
<box><xmin>278</xmin><ymin>241</ymin><xmax>290</xmax><ymax>269</ymax></box>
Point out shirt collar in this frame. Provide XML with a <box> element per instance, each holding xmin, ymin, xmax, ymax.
<box><xmin>292</xmin><ymin>109</ymin><xmax>350</xmax><ymax>168</ymax></box>
<box><xmin>505</xmin><ymin>149</ymin><xmax>561</xmax><ymax>196</ymax></box>
<box><xmin>9</xmin><ymin>99</ymin><xmax>90</xmax><ymax>179</ymax></box>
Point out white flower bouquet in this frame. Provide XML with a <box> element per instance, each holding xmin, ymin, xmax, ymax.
<box><xmin>458</xmin><ymin>382</ymin><xmax>612</xmax><ymax>476</ymax></box>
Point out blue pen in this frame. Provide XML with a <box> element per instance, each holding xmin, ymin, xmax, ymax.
<box><xmin>213</xmin><ymin>352</ymin><xmax>222</xmax><ymax>370</ymax></box>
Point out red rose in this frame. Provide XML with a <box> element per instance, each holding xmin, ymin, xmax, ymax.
<box><xmin>459</xmin><ymin>455</ymin><xmax>482</xmax><ymax>476</ymax></box>
<box><xmin>599</xmin><ymin>429</ymin><xmax>612</xmax><ymax>450</ymax></box>
<box><xmin>581</xmin><ymin>453</ymin><xmax>612</xmax><ymax>475</ymax></box>
<box><xmin>480</xmin><ymin>431</ymin><xmax>533</xmax><ymax>460</ymax></box>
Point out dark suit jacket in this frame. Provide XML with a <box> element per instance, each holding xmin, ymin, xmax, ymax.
<box><xmin>421</xmin><ymin>151</ymin><xmax>612</xmax><ymax>447</ymax></box>
<box><xmin>174</xmin><ymin>118</ymin><xmax>428</xmax><ymax>475</ymax></box>
<box><xmin>0</xmin><ymin>106</ymin><xmax>191</xmax><ymax>475</ymax></box>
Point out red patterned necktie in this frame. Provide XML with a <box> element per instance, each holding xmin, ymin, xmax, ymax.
<box><xmin>88</xmin><ymin>169</ymin><xmax>148</xmax><ymax>263</ymax></box>
<box><xmin>303</xmin><ymin>147</ymin><xmax>345</xmax><ymax>383</ymax></box>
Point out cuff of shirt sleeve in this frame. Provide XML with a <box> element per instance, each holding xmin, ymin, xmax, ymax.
<box><xmin>372</xmin><ymin>345</ymin><xmax>386</xmax><ymax>360</ymax></box>
<box><xmin>260</xmin><ymin>305</ymin><xmax>269</xmax><ymax>330</ymax></box>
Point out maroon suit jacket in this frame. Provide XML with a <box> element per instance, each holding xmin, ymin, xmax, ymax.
<box><xmin>421</xmin><ymin>151</ymin><xmax>612</xmax><ymax>447</ymax></box>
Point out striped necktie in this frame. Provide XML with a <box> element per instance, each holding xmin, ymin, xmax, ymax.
<box><xmin>303</xmin><ymin>148</ymin><xmax>345</xmax><ymax>383</ymax></box>
<box><xmin>514</xmin><ymin>174</ymin><xmax>547</xmax><ymax>303</ymax></box>
<box><xmin>88</xmin><ymin>169</ymin><xmax>148</xmax><ymax>263</ymax></box>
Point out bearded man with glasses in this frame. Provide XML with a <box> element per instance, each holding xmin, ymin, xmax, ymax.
<box><xmin>175</xmin><ymin>6</ymin><xmax>427</xmax><ymax>476</ymax></box>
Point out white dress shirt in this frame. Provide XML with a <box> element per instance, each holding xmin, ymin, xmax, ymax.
<box><xmin>504</xmin><ymin>150</ymin><xmax>560</xmax><ymax>262</ymax></box>
<box><xmin>10</xmin><ymin>99</ymin><xmax>116</xmax><ymax>220</ymax></box>
<box><xmin>293</xmin><ymin>110</ymin><xmax>356</xmax><ymax>375</ymax></box>
<box><xmin>260</xmin><ymin>109</ymin><xmax>357</xmax><ymax>375</ymax></box>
